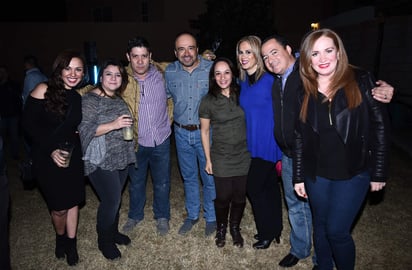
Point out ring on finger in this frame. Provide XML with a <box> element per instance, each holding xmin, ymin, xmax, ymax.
<box><xmin>384</xmin><ymin>94</ymin><xmax>387</xmax><ymax>99</ymax></box>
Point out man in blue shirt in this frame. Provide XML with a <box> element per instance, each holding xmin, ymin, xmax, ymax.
<box><xmin>164</xmin><ymin>32</ymin><xmax>216</xmax><ymax>236</ymax></box>
<box><xmin>22</xmin><ymin>55</ymin><xmax>48</xmax><ymax>105</ymax></box>
<box><xmin>20</xmin><ymin>55</ymin><xmax>48</xmax><ymax>189</ymax></box>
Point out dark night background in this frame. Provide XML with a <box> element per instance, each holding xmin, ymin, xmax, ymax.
<box><xmin>0</xmin><ymin>0</ymin><xmax>411</xmax><ymax>131</ymax></box>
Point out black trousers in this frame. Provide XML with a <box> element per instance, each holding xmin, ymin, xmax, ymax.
<box><xmin>214</xmin><ymin>175</ymin><xmax>247</xmax><ymax>209</ymax></box>
<box><xmin>0</xmin><ymin>136</ymin><xmax>11</xmax><ymax>270</ymax></box>
<box><xmin>246</xmin><ymin>158</ymin><xmax>283</xmax><ymax>240</ymax></box>
<box><xmin>88</xmin><ymin>167</ymin><xmax>129</xmax><ymax>229</ymax></box>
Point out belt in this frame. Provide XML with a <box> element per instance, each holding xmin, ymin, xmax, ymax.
<box><xmin>174</xmin><ymin>121</ymin><xmax>200</xmax><ymax>131</ymax></box>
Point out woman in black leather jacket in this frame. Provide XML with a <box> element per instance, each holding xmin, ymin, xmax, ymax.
<box><xmin>293</xmin><ymin>28</ymin><xmax>390</xmax><ymax>270</ymax></box>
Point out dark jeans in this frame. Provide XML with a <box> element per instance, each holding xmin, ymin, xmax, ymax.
<box><xmin>88</xmin><ymin>166</ymin><xmax>129</xmax><ymax>229</ymax></box>
<box><xmin>0</xmin><ymin>136</ymin><xmax>11</xmax><ymax>270</ymax></box>
<box><xmin>305</xmin><ymin>171</ymin><xmax>370</xmax><ymax>270</ymax></box>
<box><xmin>246</xmin><ymin>158</ymin><xmax>283</xmax><ymax>240</ymax></box>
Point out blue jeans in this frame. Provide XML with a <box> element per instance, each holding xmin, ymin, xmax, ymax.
<box><xmin>305</xmin><ymin>171</ymin><xmax>370</xmax><ymax>270</ymax></box>
<box><xmin>128</xmin><ymin>137</ymin><xmax>171</xmax><ymax>221</ymax></box>
<box><xmin>174</xmin><ymin>126</ymin><xmax>216</xmax><ymax>222</ymax></box>
<box><xmin>282</xmin><ymin>155</ymin><xmax>313</xmax><ymax>260</ymax></box>
<box><xmin>88</xmin><ymin>167</ymin><xmax>129</xmax><ymax>229</ymax></box>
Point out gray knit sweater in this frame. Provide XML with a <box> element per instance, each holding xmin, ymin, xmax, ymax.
<box><xmin>78</xmin><ymin>92</ymin><xmax>136</xmax><ymax>175</ymax></box>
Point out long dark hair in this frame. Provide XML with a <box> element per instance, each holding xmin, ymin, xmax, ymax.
<box><xmin>208</xmin><ymin>57</ymin><xmax>240</xmax><ymax>104</ymax></box>
<box><xmin>45</xmin><ymin>49</ymin><xmax>86</xmax><ymax>118</ymax></box>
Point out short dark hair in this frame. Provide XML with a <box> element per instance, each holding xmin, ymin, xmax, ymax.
<box><xmin>24</xmin><ymin>55</ymin><xmax>39</xmax><ymax>66</ymax></box>
<box><xmin>127</xmin><ymin>36</ymin><xmax>151</xmax><ymax>54</ymax></box>
<box><xmin>96</xmin><ymin>58</ymin><xmax>128</xmax><ymax>96</ymax></box>
<box><xmin>262</xmin><ymin>34</ymin><xmax>292</xmax><ymax>50</ymax></box>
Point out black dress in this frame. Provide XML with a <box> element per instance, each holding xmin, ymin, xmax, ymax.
<box><xmin>23</xmin><ymin>90</ymin><xmax>85</xmax><ymax>211</ymax></box>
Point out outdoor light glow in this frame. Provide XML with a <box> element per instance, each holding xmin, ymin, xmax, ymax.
<box><xmin>311</xmin><ymin>22</ymin><xmax>319</xmax><ymax>30</ymax></box>
<box><xmin>93</xmin><ymin>65</ymin><xmax>98</xmax><ymax>84</ymax></box>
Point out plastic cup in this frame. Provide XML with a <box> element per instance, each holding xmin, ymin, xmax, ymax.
<box><xmin>123</xmin><ymin>126</ymin><xmax>133</xmax><ymax>141</ymax></box>
<box><xmin>59</xmin><ymin>141</ymin><xmax>74</xmax><ymax>168</ymax></box>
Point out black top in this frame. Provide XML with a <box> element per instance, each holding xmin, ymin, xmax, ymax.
<box><xmin>22</xmin><ymin>90</ymin><xmax>85</xmax><ymax>210</ymax></box>
<box><xmin>316</xmin><ymin>93</ymin><xmax>349</xmax><ymax>179</ymax></box>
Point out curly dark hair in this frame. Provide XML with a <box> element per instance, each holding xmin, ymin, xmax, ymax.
<box><xmin>44</xmin><ymin>49</ymin><xmax>86</xmax><ymax>118</ymax></box>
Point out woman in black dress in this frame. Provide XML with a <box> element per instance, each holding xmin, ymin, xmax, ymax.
<box><xmin>22</xmin><ymin>50</ymin><xmax>86</xmax><ymax>266</ymax></box>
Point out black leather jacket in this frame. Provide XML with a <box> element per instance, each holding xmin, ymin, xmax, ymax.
<box><xmin>293</xmin><ymin>69</ymin><xmax>391</xmax><ymax>183</ymax></box>
<box><xmin>271</xmin><ymin>60</ymin><xmax>301</xmax><ymax>158</ymax></box>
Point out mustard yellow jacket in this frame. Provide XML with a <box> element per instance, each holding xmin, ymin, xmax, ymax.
<box><xmin>78</xmin><ymin>62</ymin><xmax>173</xmax><ymax>151</ymax></box>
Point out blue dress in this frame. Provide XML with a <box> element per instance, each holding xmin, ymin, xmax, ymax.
<box><xmin>239</xmin><ymin>72</ymin><xmax>282</xmax><ymax>164</ymax></box>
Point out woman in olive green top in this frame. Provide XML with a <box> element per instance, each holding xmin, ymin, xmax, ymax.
<box><xmin>199</xmin><ymin>57</ymin><xmax>250</xmax><ymax>248</ymax></box>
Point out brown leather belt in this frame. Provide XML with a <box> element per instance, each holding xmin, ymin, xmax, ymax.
<box><xmin>174</xmin><ymin>121</ymin><xmax>200</xmax><ymax>131</ymax></box>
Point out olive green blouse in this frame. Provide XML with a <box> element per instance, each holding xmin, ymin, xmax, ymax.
<box><xmin>199</xmin><ymin>93</ymin><xmax>250</xmax><ymax>177</ymax></box>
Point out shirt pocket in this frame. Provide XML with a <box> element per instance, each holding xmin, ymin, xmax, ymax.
<box><xmin>198</xmin><ymin>80</ymin><xmax>209</xmax><ymax>96</ymax></box>
<box><xmin>167</xmin><ymin>80</ymin><xmax>183</xmax><ymax>96</ymax></box>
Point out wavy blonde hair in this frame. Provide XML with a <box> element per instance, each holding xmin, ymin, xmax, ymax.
<box><xmin>236</xmin><ymin>35</ymin><xmax>266</xmax><ymax>82</ymax></box>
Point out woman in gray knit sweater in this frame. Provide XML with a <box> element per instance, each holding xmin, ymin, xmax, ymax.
<box><xmin>78</xmin><ymin>59</ymin><xmax>136</xmax><ymax>260</ymax></box>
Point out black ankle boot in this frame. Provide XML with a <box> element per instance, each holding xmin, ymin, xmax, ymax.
<box><xmin>65</xmin><ymin>237</ymin><xmax>79</xmax><ymax>266</ymax></box>
<box><xmin>253</xmin><ymin>239</ymin><xmax>272</xmax><ymax>249</ymax></box>
<box><xmin>97</xmin><ymin>225</ymin><xmax>121</xmax><ymax>260</ymax></box>
<box><xmin>215</xmin><ymin>224</ymin><xmax>226</xmax><ymax>248</ymax></box>
<box><xmin>230</xmin><ymin>225</ymin><xmax>244</xmax><ymax>248</ymax></box>
<box><xmin>114</xmin><ymin>231</ymin><xmax>131</xmax><ymax>245</ymax></box>
<box><xmin>214</xmin><ymin>206</ymin><xmax>229</xmax><ymax>248</ymax></box>
<box><xmin>113</xmin><ymin>212</ymin><xmax>131</xmax><ymax>245</ymax></box>
<box><xmin>229</xmin><ymin>202</ymin><xmax>245</xmax><ymax>248</ymax></box>
<box><xmin>55</xmin><ymin>233</ymin><xmax>66</xmax><ymax>259</ymax></box>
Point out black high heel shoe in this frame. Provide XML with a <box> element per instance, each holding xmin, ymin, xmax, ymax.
<box><xmin>253</xmin><ymin>239</ymin><xmax>272</xmax><ymax>249</ymax></box>
<box><xmin>254</xmin><ymin>234</ymin><xmax>280</xmax><ymax>242</ymax></box>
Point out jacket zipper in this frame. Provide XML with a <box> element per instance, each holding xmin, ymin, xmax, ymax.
<box><xmin>328</xmin><ymin>99</ymin><xmax>332</xmax><ymax>125</ymax></box>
